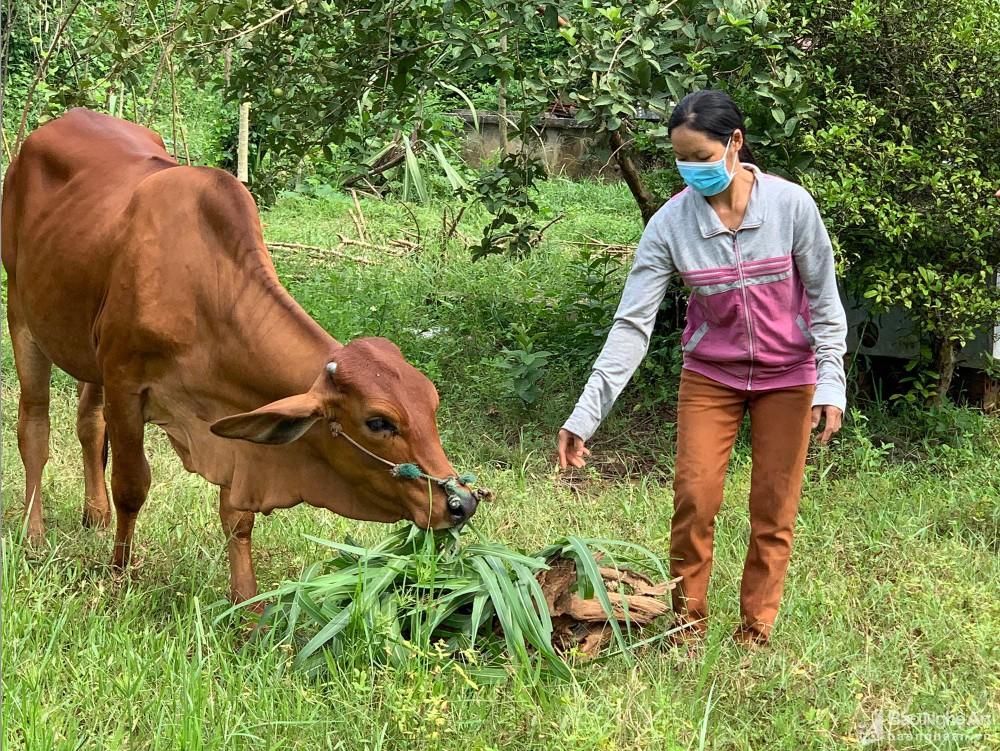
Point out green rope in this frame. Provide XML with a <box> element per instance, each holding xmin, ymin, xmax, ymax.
<box><xmin>392</xmin><ymin>463</ymin><xmax>476</xmax><ymax>487</ymax></box>
<box><xmin>331</xmin><ymin>423</ymin><xmax>475</xmax><ymax>487</ymax></box>
<box><xmin>392</xmin><ymin>463</ymin><xmax>424</xmax><ymax>480</ymax></box>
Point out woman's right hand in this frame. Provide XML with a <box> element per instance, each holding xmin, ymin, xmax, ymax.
<box><xmin>557</xmin><ymin>428</ymin><xmax>591</xmax><ymax>469</ymax></box>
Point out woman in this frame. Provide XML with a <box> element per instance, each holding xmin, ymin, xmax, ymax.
<box><xmin>557</xmin><ymin>89</ymin><xmax>848</xmax><ymax>647</ymax></box>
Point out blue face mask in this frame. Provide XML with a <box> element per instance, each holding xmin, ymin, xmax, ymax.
<box><xmin>675</xmin><ymin>136</ymin><xmax>737</xmax><ymax>197</ymax></box>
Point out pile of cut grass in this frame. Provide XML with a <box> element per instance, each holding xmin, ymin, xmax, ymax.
<box><xmin>228</xmin><ymin>524</ymin><xmax>682</xmax><ymax>682</ymax></box>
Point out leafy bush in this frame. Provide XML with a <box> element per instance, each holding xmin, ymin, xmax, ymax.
<box><xmin>494</xmin><ymin>327</ymin><xmax>554</xmax><ymax>407</ymax></box>
<box><xmin>783</xmin><ymin>0</ymin><xmax>1000</xmax><ymax>402</ymax></box>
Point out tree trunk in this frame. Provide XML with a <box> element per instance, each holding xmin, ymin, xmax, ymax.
<box><xmin>609</xmin><ymin>130</ymin><xmax>663</xmax><ymax>226</ymax></box>
<box><xmin>932</xmin><ymin>336</ymin><xmax>957</xmax><ymax>406</ymax></box>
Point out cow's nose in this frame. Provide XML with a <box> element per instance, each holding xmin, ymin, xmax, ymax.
<box><xmin>446</xmin><ymin>486</ymin><xmax>478</xmax><ymax>525</ymax></box>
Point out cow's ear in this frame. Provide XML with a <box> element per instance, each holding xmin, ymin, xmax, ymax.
<box><xmin>210</xmin><ymin>393</ymin><xmax>323</xmax><ymax>445</ymax></box>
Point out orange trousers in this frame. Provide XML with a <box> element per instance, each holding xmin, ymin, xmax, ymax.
<box><xmin>670</xmin><ymin>368</ymin><xmax>814</xmax><ymax>641</ymax></box>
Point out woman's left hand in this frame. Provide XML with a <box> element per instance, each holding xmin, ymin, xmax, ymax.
<box><xmin>811</xmin><ymin>405</ymin><xmax>843</xmax><ymax>444</ymax></box>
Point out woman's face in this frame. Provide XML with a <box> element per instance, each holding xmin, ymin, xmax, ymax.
<box><xmin>671</xmin><ymin>125</ymin><xmax>742</xmax><ymax>169</ymax></box>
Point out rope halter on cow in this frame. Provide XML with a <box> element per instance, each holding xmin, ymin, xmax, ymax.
<box><xmin>328</xmin><ymin>420</ymin><xmax>490</xmax><ymax>514</ymax></box>
<box><xmin>323</xmin><ymin>359</ymin><xmax>492</xmax><ymax>514</ymax></box>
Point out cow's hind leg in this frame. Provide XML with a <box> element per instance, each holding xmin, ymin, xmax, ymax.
<box><xmin>104</xmin><ymin>387</ymin><xmax>151</xmax><ymax>569</ymax></box>
<box><xmin>8</xmin><ymin>314</ymin><xmax>53</xmax><ymax>541</ymax></box>
<box><xmin>77</xmin><ymin>381</ymin><xmax>111</xmax><ymax>528</ymax></box>
<box><xmin>219</xmin><ymin>487</ymin><xmax>259</xmax><ymax>606</ymax></box>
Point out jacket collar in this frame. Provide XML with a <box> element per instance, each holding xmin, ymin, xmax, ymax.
<box><xmin>690</xmin><ymin>163</ymin><xmax>767</xmax><ymax>238</ymax></box>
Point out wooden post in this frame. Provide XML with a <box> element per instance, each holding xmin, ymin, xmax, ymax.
<box><xmin>238</xmin><ymin>101</ymin><xmax>250</xmax><ymax>183</ymax></box>
<box><xmin>498</xmin><ymin>33</ymin><xmax>508</xmax><ymax>154</ymax></box>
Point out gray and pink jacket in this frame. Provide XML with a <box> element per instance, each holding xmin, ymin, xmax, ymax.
<box><xmin>563</xmin><ymin>164</ymin><xmax>848</xmax><ymax>442</ymax></box>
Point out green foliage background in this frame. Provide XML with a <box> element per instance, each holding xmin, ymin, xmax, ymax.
<box><xmin>4</xmin><ymin>0</ymin><xmax>999</xmax><ymax>398</ymax></box>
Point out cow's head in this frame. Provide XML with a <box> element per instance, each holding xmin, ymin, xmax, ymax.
<box><xmin>209</xmin><ymin>337</ymin><xmax>478</xmax><ymax>529</ymax></box>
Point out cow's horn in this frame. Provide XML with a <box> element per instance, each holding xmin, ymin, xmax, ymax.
<box><xmin>326</xmin><ymin>361</ymin><xmax>338</xmax><ymax>377</ymax></box>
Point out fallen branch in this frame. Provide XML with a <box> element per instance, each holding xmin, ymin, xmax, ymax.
<box><xmin>342</xmin><ymin>129</ymin><xmax>421</xmax><ymax>189</ymax></box>
<box><xmin>336</xmin><ymin>235</ymin><xmax>413</xmax><ymax>256</ymax></box>
<box><xmin>443</xmin><ymin>204</ymin><xmax>467</xmax><ymax>242</ymax></box>
<box><xmin>342</xmin><ymin>152</ymin><xmax>406</xmax><ymax>189</ymax></box>
<box><xmin>560</xmin><ymin>236</ymin><xmax>635</xmax><ymax>256</ymax></box>
<box><xmin>355</xmin><ymin>180</ymin><xmax>383</xmax><ymax>200</ymax></box>
<box><xmin>531</xmin><ymin>212</ymin><xmax>566</xmax><ymax>246</ymax></box>
<box><xmin>266</xmin><ymin>241</ymin><xmax>376</xmax><ymax>265</ymax></box>
<box><xmin>389</xmin><ymin>238</ymin><xmax>420</xmax><ymax>250</ymax></box>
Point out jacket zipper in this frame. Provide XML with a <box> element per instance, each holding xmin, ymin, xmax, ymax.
<box><xmin>732</xmin><ymin>229</ymin><xmax>756</xmax><ymax>390</ymax></box>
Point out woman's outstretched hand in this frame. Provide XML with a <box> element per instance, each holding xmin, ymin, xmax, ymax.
<box><xmin>811</xmin><ymin>405</ymin><xmax>843</xmax><ymax>444</ymax></box>
<box><xmin>557</xmin><ymin>428</ymin><xmax>591</xmax><ymax>469</ymax></box>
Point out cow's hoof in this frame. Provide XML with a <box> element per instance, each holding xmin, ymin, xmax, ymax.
<box><xmin>82</xmin><ymin>506</ymin><xmax>112</xmax><ymax>529</ymax></box>
<box><xmin>27</xmin><ymin>525</ymin><xmax>45</xmax><ymax>541</ymax></box>
<box><xmin>23</xmin><ymin>526</ymin><xmax>47</xmax><ymax>554</ymax></box>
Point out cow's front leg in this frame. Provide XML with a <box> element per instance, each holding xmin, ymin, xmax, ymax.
<box><xmin>219</xmin><ymin>487</ymin><xmax>259</xmax><ymax>607</ymax></box>
<box><xmin>77</xmin><ymin>381</ymin><xmax>111</xmax><ymax>528</ymax></box>
<box><xmin>105</xmin><ymin>387</ymin><xmax>151</xmax><ymax>570</ymax></box>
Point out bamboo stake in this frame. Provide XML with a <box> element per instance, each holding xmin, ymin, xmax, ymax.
<box><xmin>167</xmin><ymin>57</ymin><xmax>190</xmax><ymax>164</ymax></box>
<box><xmin>350</xmin><ymin>189</ymin><xmax>367</xmax><ymax>243</ymax></box>
<box><xmin>1</xmin><ymin>127</ymin><xmax>12</xmax><ymax>163</ymax></box>
<box><xmin>498</xmin><ymin>33</ymin><xmax>508</xmax><ymax>154</ymax></box>
<box><xmin>237</xmin><ymin>102</ymin><xmax>250</xmax><ymax>182</ymax></box>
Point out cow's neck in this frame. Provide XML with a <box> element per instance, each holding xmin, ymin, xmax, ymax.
<box><xmin>225</xmin><ymin>259</ymin><xmax>340</xmax><ymax>401</ymax></box>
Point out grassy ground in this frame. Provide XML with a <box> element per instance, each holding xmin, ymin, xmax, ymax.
<box><xmin>3</xmin><ymin>180</ymin><xmax>998</xmax><ymax>750</ymax></box>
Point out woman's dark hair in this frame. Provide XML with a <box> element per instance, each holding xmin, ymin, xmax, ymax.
<box><xmin>667</xmin><ymin>90</ymin><xmax>756</xmax><ymax>165</ymax></box>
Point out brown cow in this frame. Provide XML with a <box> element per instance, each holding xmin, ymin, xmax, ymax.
<box><xmin>1</xmin><ymin>108</ymin><xmax>479</xmax><ymax>602</ymax></box>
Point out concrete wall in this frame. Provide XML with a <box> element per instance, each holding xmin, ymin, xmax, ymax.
<box><xmin>452</xmin><ymin>110</ymin><xmax>632</xmax><ymax>180</ymax></box>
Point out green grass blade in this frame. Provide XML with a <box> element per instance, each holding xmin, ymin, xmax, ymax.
<box><xmin>469</xmin><ymin>556</ymin><xmax>528</xmax><ymax>667</ymax></box>
<box><xmin>467</xmin><ymin>592</ymin><xmax>492</xmax><ymax>644</ymax></box>
<box><xmin>576</xmin><ymin>537</ymin><xmax>671</xmax><ymax>580</ymax></box>
<box><xmin>428</xmin><ymin>142</ymin><xmax>469</xmax><ymax>192</ymax></box>
<box><xmin>463</xmin><ymin>544</ymin><xmax>549</xmax><ymax>571</ymax></box>
<box><xmin>294</xmin><ymin>606</ymin><xmax>351</xmax><ymax>667</ymax></box>
<box><xmin>482</xmin><ymin>555</ymin><xmax>569</xmax><ymax>679</ymax></box>
<box><xmin>302</xmin><ymin>535</ymin><xmax>410</xmax><ymax>563</ymax></box>
<box><xmin>403</xmin><ymin>137</ymin><xmax>428</xmax><ymax>204</ymax></box>
<box><xmin>511</xmin><ymin>561</ymin><xmax>554</xmax><ymax>642</ymax></box>
<box><xmin>565</xmin><ymin>535</ymin><xmax>628</xmax><ymax>658</ymax></box>
<box><xmin>440</xmin><ymin>81</ymin><xmax>479</xmax><ymax>130</ymax></box>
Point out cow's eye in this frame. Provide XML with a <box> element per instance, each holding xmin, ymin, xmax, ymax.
<box><xmin>366</xmin><ymin>417</ymin><xmax>397</xmax><ymax>434</ymax></box>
